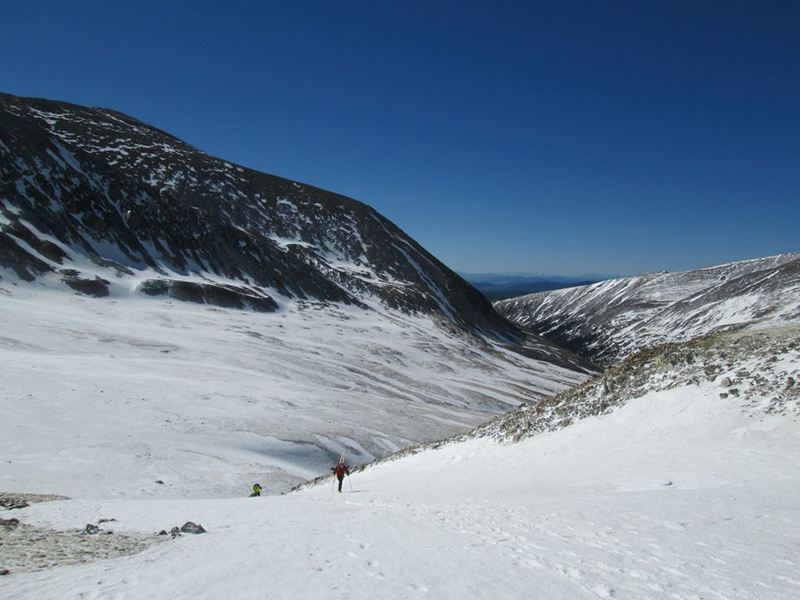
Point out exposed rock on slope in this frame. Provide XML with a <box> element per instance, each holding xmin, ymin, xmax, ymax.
<box><xmin>495</xmin><ymin>254</ymin><xmax>800</xmax><ymax>366</ymax></box>
<box><xmin>479</xmin><ymin>325</ymin><xmax>800</xmax><ymax>442</ymax></box>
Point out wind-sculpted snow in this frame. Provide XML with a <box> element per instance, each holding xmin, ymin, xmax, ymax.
<box><xmin>495</xmin><ymin>253</ymin><xmax>800</xmax><ymax>365</ymax></box>
<box><xmin>0</xmin><ymin>284</ymin><xmax>586</xmax><ymax>497</ymax></box>
<box><xmin>0</xmin><ymin>92</ymin><xmax>584</xmax><ymax>365</ymax></box>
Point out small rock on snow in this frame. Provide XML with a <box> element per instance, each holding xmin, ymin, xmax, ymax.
<box><xmin>180</xmin><ymin>521</ymin><xmax>206</xmax><ymax>534</ymax></box>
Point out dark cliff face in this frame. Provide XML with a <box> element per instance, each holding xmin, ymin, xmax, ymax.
<box><xmin>0</xmin><ymin>94</ymin><xmax>474</xmax><ymax>315</ymax></box>
<box><xmin>0</xmin><ymin>92</ymin><xmax>588</xmax><ymax>369</ymax></box>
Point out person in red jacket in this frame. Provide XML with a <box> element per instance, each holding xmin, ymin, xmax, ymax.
<box><xmin>331</xmin><ymin>457</ymin><xmax>350</xmax><ymax>493</ymax></box>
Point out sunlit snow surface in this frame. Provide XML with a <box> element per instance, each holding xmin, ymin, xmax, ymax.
<box><xmin>4</xmin><ymin>377</ymin><xmax>799</xmax><ymax>599</ymax></box>
<box><xmin>0</xmin><ymin>281</ymin><xmax>583</xmax><ymax>496</ymax></box>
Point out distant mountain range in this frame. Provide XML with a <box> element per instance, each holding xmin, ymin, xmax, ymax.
<box><xmin>495</xmin><ymin>253</ymin><xmax>800</xmax><ymax>366</ymax></box>
<box><xmin>460</xmin><ymin>273</ymin><xmax>610</xmax><ymax>301</ymax></box>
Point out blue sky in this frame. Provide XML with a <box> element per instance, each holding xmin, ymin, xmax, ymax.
<box><xmin>2</xmin><ymin>1</ymin><xmax>798</xmax><ymax>275</ymax></box>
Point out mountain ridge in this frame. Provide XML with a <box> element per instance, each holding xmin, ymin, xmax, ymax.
<box><xmin>494</xmin><ymin>252</ymin><xmax>800</xmax><ymax>366</ymax></box>
<box><xmin>0</xmin><ymin>91</ymin><xmax>587</xmax><ymax>370</ymax></box>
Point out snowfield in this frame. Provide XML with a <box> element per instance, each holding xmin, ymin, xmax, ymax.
<box><xmin>3</xmin><ymin>372</ymin><xmax>799</xmax><ymax>599</ymax></box>
<box><xmin>0</xmin><ymin>281</ymin><xmax>584</xmax><ymax>497</ymax></box>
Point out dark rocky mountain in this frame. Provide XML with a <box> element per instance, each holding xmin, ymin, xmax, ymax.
<box><xmin>0</xmin><ymin>92</ymin><xmax>587</xmax><ymax>370</ymax></box>
<box><xmin>495</xmin><ymin>254</ymin><xmax>800</xmax><ymax>366</ymax></box>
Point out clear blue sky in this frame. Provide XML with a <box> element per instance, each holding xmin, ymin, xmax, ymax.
<box><xmin>2</xmin><ymin>1</ymin><xmax>798</xmax><ymax>276</ymax></box>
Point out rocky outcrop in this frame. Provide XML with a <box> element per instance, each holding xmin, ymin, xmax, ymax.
<box><xmin>480</xmin><ymin>325</ymin><xmax>800</xmax><ymax>441</ymax></box>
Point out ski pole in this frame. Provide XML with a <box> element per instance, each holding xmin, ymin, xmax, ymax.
<box><xmin>346</xmin><ymin>473</ymin><xmax>353</xmax><ymax>492</ymax></box>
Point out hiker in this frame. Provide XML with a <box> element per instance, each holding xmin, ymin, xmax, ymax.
<box><xmin>331</xmin><ymin>459</ymin><xmax>350</xmax><ymax>493</ymax></box>
<box><xmin>250</xmin><ymin>482</ymin><xmax>263</xmax><ymax>497</ymax></box>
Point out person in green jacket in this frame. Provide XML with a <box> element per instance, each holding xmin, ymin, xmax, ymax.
<box><xmin>250</xmin><ymin>482</ymin><xmax>263</xmax><ymax>497</ymax></box>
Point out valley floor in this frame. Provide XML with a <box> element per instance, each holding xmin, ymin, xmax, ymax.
<box><xmin>3</xmin><ymin>382</ymin><xmax>799</xmax><ymax>599</ymax></box>
<box><xmin>0</xmin><ymin>285</ymin><xmax>582</xmax><ymax>496</ymax></box>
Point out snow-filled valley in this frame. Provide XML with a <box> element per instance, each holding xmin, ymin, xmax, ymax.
<box><xmin>0</xmin><ymin>282</ymin><xmax>585</xmax><ymax>497</ymax></box>
<box><xmin>3</xmin><ymin>328</ymin><xmax>799</xmax><ymax>599</ymax></box>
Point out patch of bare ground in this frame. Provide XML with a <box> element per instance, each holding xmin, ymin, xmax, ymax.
<box><xmin>0</xmin><ymin>493</ymin><xmax>163</xmax><ymax>576</ymax></box>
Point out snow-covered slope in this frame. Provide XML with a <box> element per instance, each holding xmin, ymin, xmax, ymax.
<box><xmin>4</xmin><ymin>327</ymin><xmax>798</xmax><ymax>599</ymax></box>
<box><xmin>495</xmin><ymin>253</ymin><xmax>800</xmax><ymax>366</ymax></box>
